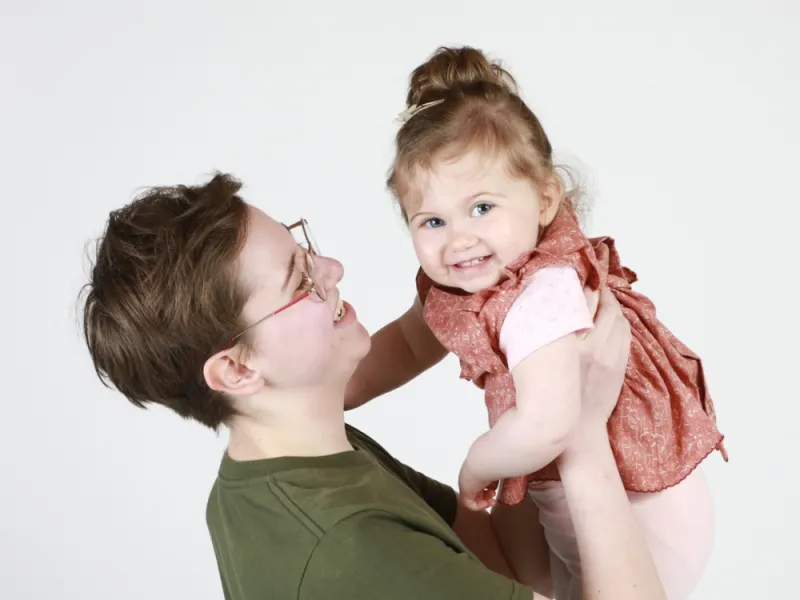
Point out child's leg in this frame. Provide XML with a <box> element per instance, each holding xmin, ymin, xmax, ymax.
<box><xmin>528</xmin><ymin>482</ymin><xmax>582</xmax><ymax>600</ymax></box>
<box><xmin>547</xmin><ymin>550</ymin><xmax>572</xmax><ymax>600</ymax></box>
<box><xmin>530</xmin><ymin>469</ymin><xmax>715</xmax><ymax>600</ymax></box>
<box><xmin>627</xmin><ymin>468</ymin><xmax>715</xmax><ymax>599</ymax></box>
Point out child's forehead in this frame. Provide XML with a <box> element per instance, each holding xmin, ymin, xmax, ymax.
<box><xmin>407</xmin><ymin>149</ymin><xmax>514</xmax><ymax>207</ymax></box>
<box><xmin>436</xmin><ymin>148</ymin><xmax>508</xmax><ymax>181</ymax></box>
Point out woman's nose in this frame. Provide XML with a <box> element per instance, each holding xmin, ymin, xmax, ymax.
<box><xmin>317</xmin><ymin>255</ymin><xmax>344</xmax><ymax>292</ymax></box>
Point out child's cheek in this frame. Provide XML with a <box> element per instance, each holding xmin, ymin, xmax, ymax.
<box><xmin>410</xmin><ymin>231</ymin><xmax>436</xmax><ymax>266</ymax></box>
<box><xmin>418</xmin><ymin>248</ymin><xmax>443</xmax><ymax>279</ymax></box>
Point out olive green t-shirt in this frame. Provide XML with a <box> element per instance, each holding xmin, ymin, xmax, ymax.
<box><xmin>206</xmin><ymin>425</ymin><xmax>528</xmax><ymax>599</ymax></box>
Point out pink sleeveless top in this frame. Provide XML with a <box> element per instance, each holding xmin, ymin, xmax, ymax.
<box><xmin>416</xmin><ymin>205</ymin><xmax>727</xmax><ymax>505</ymax></box>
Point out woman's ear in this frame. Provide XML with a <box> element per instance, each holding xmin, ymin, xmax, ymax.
<box><xmin>203</xmin><ymin>348</ymin><xmax>264</xmax><ymax>398</ymax></box>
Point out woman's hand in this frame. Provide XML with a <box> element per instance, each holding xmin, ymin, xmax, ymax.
<box><xmin>575</xmin><ymin>285</ymin><xmax>631</xmax><ymax>429</ymax></box>
<box><xmin>558</xmin><ymin>285</ymin><xmax>630</xmax><ymax>463</ymax></box>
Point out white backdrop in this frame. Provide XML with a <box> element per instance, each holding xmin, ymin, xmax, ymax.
<box><xmin>1</xmin><ymin>1</ymin><xmax>797</xmax><ymax>598</ymax></box>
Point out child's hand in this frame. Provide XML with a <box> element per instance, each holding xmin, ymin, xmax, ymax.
<box><xmin>458</xmin><ymin>461</ymin><xmax>498</xmax><ymax>511</ymax></box>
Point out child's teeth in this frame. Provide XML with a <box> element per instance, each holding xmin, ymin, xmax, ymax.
<box><xmin>460</xmin><ymin>257</ymin><xmax>485</xmax><ymax>267</ymax></box>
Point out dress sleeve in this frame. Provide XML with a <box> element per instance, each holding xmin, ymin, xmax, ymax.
<box><xmin>499</xmin><ymin>266</ymin><xmax>594</xmax><ymax>371</ymax></box>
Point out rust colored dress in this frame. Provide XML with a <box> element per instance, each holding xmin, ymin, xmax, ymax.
<box><xmin>416</xmin><ymin>205</ymin><xmax>727</xmax><ymax>505</ymax></box>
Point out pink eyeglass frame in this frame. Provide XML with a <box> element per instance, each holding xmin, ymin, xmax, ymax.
<box><xmin>220</xmin><ymin>218</ymin><xmax>325</xmax><ymax>350</ymax></box>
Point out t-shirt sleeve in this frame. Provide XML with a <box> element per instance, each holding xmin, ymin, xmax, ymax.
<box><xmin>499</xmin><ymin>266</ymin><xmax>594</xmax><ymax>371</ymax></box>
<box><xmin>396</xmin><ymin>462</ymin><xmax>458</xmax><ymax>527</ymax></box>
<box><xmin>299</xmin><ymin>511</ymin><xmax>530</xmax><ymax>600</ymax></box>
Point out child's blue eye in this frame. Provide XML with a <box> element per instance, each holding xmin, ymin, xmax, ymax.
<box><xmin>470</xmin><ymin>202</ymin><xmax>493</xmax><ymax>217</ymax></box>
<box><xmin>423</xmin><ymin>217</ymin><xmax>445</xmax><ymax>229</ymax></box>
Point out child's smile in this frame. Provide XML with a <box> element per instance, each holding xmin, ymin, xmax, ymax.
<box><xmin>405</xmin><ymin>148</ymin><xmax>560</xmax><ymax>293</ymax></box>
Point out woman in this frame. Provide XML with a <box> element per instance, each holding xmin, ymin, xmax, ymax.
<box><xmin>82</xmin><ymin>172</ymin><xmax>665</xmax><ymax>599</ymax></box>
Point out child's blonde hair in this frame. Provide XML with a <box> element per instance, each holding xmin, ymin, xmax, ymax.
<box><xmin>388</xmin><ymin>46</ymin><xmax>585</xmax><ymax>222</ymax></box>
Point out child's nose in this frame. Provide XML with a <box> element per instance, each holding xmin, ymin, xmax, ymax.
<box><xmin>448</xmin><ymin>229</ymin><xmax>479</xmax><ymax>252</ymax></box>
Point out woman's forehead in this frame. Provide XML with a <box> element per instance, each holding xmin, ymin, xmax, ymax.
<box><xmin>239</xmin><ymin>207</ymin><xmax>296</xmax><ymax>293</ymax></box>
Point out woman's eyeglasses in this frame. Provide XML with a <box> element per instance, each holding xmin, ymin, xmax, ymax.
<box><xmin>221</xmin><ymin>218</ymin><xmax>325</xmax><ymax>349</ymax></box>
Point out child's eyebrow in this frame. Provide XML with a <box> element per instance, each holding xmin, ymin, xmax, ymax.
<box><xmin>461</xmin><ymin>190</ymin><xmax>502</xmax><ymax>202</ymax></box>
<box><xmin>408</xmin><ymin>210</ymin><xmax>434</xmax><ymax>223</ymax></box>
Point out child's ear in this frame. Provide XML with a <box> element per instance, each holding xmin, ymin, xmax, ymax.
<box><xmin>538</xmin><ymin>176</ymin><xmax>563</xmax><ymax>226</ymax></box>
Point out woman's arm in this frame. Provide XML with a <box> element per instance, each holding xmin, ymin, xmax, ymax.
<box><xmin>561</xmin><ymin>286</ymin><xmax>666</xmax><ymax>600</ymax></box>
<box><xmin>344</xmin><ymin>296</ymin><xmax>447</xmax><ymax>410</ymax></box>
<box><xmin>490</xmin><ymin>493</ymin><xmax>554</xmax><ymax>597</ymax></box>
<box><xmin>451</xmin><ymin>497</ymin><xmax>518</xmax><ymax>581</ymax></box>
<box><xmin>559</xmin><ymin>432</ymin><xmax>667</xmax><ymax>599</ymax></box>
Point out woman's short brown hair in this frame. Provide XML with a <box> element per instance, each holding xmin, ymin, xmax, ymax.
<box><xmin>80</xmin><ymin>172</ymin><xmax>251</xmax><ymax>430</ymax></box>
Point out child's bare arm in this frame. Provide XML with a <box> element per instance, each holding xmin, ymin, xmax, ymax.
<box><xmin>459</xmin><ymin>334</ymin><xmax>581</xmax><ymax>496</ymax></box>
<box><xmin>345</xmin><ymin>297</ymin><xmax>447</xmax><ymax>409</ymax></box>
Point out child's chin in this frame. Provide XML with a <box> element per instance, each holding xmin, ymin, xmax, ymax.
<box><xmin>456</xmin><ymin>272</ymin><xmax>503</xmax><ymax>294</ymax></box>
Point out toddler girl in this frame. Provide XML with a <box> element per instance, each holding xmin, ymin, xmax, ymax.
<box><xmin>346</xmin><ymin>46</ymin><xmax>726</xmax><ymax>600</ymax></box>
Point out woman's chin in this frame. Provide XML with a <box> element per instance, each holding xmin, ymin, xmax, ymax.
<box><xmin>335</xmin><ymin>302</ymin><xmax>371</xmax><ymax>357</ymax></box>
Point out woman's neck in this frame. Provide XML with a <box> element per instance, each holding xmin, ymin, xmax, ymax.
<box><xmin>226</xmin><ymin>386</ymin><xmax>353</xmax><ymax>461</ymax></box>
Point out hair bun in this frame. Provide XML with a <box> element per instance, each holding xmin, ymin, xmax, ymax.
<box><xmin>406</xmin><ymin>46</ymin><xmax>518</xmax><ymax>107</ymax></box>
